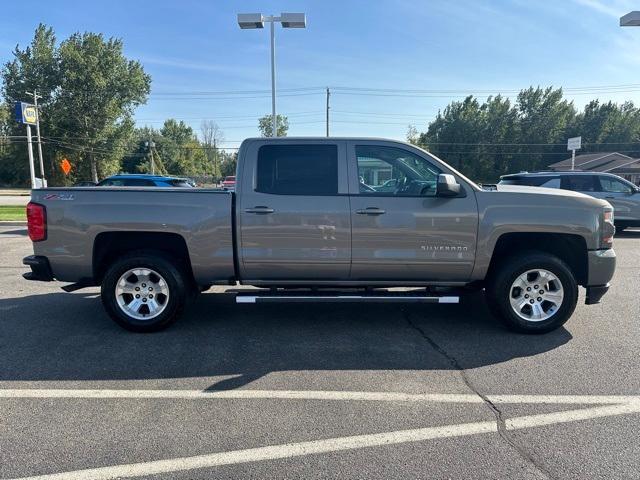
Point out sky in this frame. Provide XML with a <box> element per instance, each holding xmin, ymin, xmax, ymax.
<box><xmin>2</xmin><ymin>0</ymin><xmax>640</xmax><ymax>150</ymax></box>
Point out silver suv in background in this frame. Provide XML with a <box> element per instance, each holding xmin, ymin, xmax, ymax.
<box><xmin>500</xmin><ymin>171</ymin><xmax>640</xmax><ymax>231</ymax></box>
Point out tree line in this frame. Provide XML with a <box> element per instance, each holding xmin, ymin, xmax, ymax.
<box><xmin>2</xmin><ymin>25</ymin><xmax>640</xmax><ymax>187</ymax></box>
<box><xmin>0</xmin><ymin>25</ymin><xmax>287</xmax><ymax>187</ymax></box>
<box><xmin>409</xmin><ymin>88</ymin><xmax>640</xmax><ymax>182</ymax></box>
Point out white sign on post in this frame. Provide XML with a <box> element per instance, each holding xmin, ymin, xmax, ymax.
<box><xmin>567</xmin><ymin>136</ymin><xmax>582</xmax><ymax>151</ymax></box>
<box><xmin>567</xmin><ymin>136</ymin><xmax>582</xmax><ymax>171</ymax></box>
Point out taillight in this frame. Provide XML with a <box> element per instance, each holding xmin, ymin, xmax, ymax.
<box><xmin>601</xmin><ymin>209</ymin><xmax>614</xmax><ymax>248</ymax></box>
<box><xmin>26</xmin><ymin>202</ymin><xmax>47</xmax><ymax>242</ymax></box>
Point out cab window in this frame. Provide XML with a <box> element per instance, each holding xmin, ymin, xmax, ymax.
<box><xmin>356</xmin><ymin>145</ymin><xmax>441</xmax><ymax>196</ymax></box>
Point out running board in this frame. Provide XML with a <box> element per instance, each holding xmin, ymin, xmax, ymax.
<box><xmin>235</xmin><ymin>293</ymin><xmax>459</xmax><ymax>304</ymax></box>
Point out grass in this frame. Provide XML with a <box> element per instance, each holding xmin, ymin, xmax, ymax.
<box><xmin>0</xmin><ymin>205</ymin><xmax>26</xmax><ymax>221</ymax></box>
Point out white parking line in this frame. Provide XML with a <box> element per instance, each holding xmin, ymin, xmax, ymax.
<box><xmin>9</xmin><ymin>402</ymin><xmax>640</xmax><ymax>480</ymax></box>
<box><xmin>1</xmin><ymin>388</ymin><xmax>639</xmax><ymax>405</ymax></box>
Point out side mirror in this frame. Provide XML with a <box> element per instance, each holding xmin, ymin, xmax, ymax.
<box><xmin>436</xmin><ymin>174</ymin><xmax>461</xmax><ymax>197</ymax></box>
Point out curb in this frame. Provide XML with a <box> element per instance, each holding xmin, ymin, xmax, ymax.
<box><xmin>0</xmin><ymin>221</ymin><xmax>27</xmax><ymax>227</ymax></box>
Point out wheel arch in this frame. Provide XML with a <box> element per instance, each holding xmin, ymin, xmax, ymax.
<box><xmin>486</xmin><ymin>232</ymin><xmax>588</xmax><ymax>286</ymax></box>
<box><xmin>93</xmin><ymin>231</ymin><xmax>194</xmax><ymax>284</ymax></box>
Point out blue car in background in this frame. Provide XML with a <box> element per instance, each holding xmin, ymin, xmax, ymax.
<box><xmin>95</xmin><ymin>174</ymin><xmax>195</xmax><ymax>187</ymax></box>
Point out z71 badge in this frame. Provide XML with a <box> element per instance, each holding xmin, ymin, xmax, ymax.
<box><xmin>43</xmin><ymin>193</ymin><xmax>75</xmax><ymax>201</ymax></box>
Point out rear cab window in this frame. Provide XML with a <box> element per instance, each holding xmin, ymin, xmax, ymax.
<box><xmin>256</xmin><ymin>144</ymin><xmax>339</xmax><ymax>195</ymax></box>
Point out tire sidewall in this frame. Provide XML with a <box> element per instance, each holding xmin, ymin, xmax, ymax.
<box><xmin>101</xmin><ymin>253</ymin><xmax>186</xmax><ymax>332</ymax></box>
<box><xmin>488</xmin><ymin>253</ymin><xmax>578</xmax><ymax>334</ymax></box>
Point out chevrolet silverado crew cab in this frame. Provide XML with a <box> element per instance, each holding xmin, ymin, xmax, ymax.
<box><xmin>23</xmin><ymin>138</ymin><xmax>616</xmax><ymax>334</ymax></box>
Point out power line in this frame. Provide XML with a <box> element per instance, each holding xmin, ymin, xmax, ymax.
<box><xmin>150</xmin><ymin>87</ymin><xmax>324</xmax><ymax>96</ymax></box>
<box><xmin>150</xmin><ymin>92</ymin><xmax>324</xmax><ymax>101</ymax></box>
<box><xmin>147</xmin><ymin>82</ymin><xmax>640</xmax><ymax>96</ymax></box>
<box><xmin>135</xmin><ymin>111</ymin><xmax>323</xmax><ymax>121</ymax></box>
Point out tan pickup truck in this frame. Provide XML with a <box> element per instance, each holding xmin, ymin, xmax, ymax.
<box><xmin>23</xmin><ymin>137</ymin><xmax>616</xmax><ymax>333</ymax></box>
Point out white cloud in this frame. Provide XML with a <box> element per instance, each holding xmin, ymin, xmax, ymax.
<box><xmin>572</xmin><ymin>0</ymin><xmax>634</xmax><ymax>18</ymax></box>
<box><xmin>140</xmin><ymin>56</ymin><xmax>239</xmax><ymax>73</ymax></box>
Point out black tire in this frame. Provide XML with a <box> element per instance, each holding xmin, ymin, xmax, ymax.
<box><xmin>484</xmin><ymin>251</ymin><xmax>578</xmax><ymax>334</ymax></box>
<box><xmin>101</xmin><ymin>251</ymin><xmax>188</xmax><ymax>332</ymax></box>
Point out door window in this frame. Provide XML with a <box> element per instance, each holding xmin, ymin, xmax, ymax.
<box><xmin>256</xmin><ymin>144</ymin><xmax>338</xmax><ymax>195</ymax></box>
<box><xmin>597</xmin><ymin>176</ymin><xmax>633</xmax><ymax>194</ymax></box>
<box><xmin>356</xmin><ymin>145</ymin><xmax>441</xmax><ymax>196</ymax></box>
<box><xmin>561</xmin><ymin>175</ymin><xmax>597</xmax><ymax>192</ymax></box>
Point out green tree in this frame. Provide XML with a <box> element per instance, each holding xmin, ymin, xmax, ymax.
<box><xmin>572</xmin><ymin>100</ymin><xmax>640</xmax><ymax>156</ymax></box>
<box><xmin>418</xmin><ymin>95</ymin><xmax>483</xmax><ymax>172</ymax></box>
<box><xmin>219</xmin><ymin>150</ymin><xmax>237</xmax><ymax>177</ymax></box>
<box><xmin>477</xmin><ymin>95</ymin><xmax>519</xmax><ymax>180</ymax></box>
<box><xmin>414</xmin><ymin>87</ymin><xmax>581</xmax><ymax>182</ymax></box>
<box><xmin>158</xmin><ymin>119</ymin><xmax>204</xmax><ymax>175</ymax></box>
<box><xmin>513</xmin><ymin>87</ymin><xmax>575</xmax><ymax>172</ymax></box>
<box><xmin>54</xmin><ymin>31</ymin><xmax>150</xmax><ymax>182</ymax></box>
<box><xmin>1</xmin><ymin>25</ymin><xmax>151</xmax><ymax>185</ymax></box>
<box><xmin>258</xmin><ymin>114</ymin><xmax>289</xmax><ymax>137</ymax></box>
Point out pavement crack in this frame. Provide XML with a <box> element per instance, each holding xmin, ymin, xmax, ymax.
<box><xmin>402</xmin><ymin>308</ymin><xmax>555</xmax><ymax>480</ymax></box>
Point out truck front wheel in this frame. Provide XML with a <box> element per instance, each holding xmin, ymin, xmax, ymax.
<box><xmin>101</xmin><ymin>252</ymin><xmax>188</xmax><ymax>332</ymax></box>
<box><xmin>485</xmin><ymin>252</ymin><xmax>578</xmax><ymax>334</ymax></box>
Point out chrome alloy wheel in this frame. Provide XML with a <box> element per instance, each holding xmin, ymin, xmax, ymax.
<box><xmin>115</xmin><ymin>268</ymin><xmax>170</xmax><ymax>320</ymax></box>
<box><xmin>508</xmin><ymin>269</ymin><xmax>564</xmax><ymax>322</ymax></box>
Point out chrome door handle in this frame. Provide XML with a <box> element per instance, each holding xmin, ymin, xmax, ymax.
<box><xmin>356</xmin><ymin>207</ymin><xmax>386</xmax><ymax>215</ymax></box>
<box><xmin>245</xmin><ymin>206</ymin><xmax>275</xmax><ymax>214</ymax></box>
<box><xmin>605</xmin><ymin>196</ymin><xmax>615</xmax><ymax>199</ymax></box>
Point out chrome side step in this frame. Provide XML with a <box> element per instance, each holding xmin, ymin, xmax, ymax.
<box><xmin>235</xmin><ymin>294</ymin><xmax>459</xmax><ymax>304</ymax></box>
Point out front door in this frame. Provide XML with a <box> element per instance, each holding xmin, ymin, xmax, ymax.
<box><xmin>238</xmin><ymin>141</ymin><xmax>351</xmax><ymax>281</ymax></box>
<box><xmin>348</xmin><ymin>142</ymin><xmax>478</xmax><ymax>282</ymax></box>
<box><xmin>595</xmin><ymin>175</ymin><xmax>640</xmax><ymax>223</ymax></box>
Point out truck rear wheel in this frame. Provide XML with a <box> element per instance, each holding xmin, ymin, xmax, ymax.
<box><xmin>485</xmin><ymin>252</ymin><xmax>578</xmax><ymax>334</ymax></box>
<box><xmin>101</xmin><ymin>252</ymin><xmax>188</xmax><ymax>332</ymax></box>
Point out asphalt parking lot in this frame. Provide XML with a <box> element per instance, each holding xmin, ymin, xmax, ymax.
<box><xmin>1</xmin><ymin>225</ymin><xmax>639</xmax><ymax>479</ymax></box>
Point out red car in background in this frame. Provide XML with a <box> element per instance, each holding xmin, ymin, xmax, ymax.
<box><xmin>221</xmin><ymin>176</ymin><xmax>236</xmax><ymax>190</ymax></box>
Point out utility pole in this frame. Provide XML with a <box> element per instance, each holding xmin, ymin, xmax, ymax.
<box><xmin>213</xmin><ymin>137</ymin><xmax>218</xmax><ymax>180</ymax></box>
<box><xmin>25</xmin><ymin>90</ymin><xmax>46</xmax><ymax>186</ymax></box>
<box><xmin>326</xmin><ymin>87</ymin><xmax>330</xmax><ymax>137</ymax></box>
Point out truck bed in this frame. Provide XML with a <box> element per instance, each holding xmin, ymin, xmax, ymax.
<box><xmin>30</xmin><ymin>188</ymin><xmax>235</xmax><ymax>285</ymax></box>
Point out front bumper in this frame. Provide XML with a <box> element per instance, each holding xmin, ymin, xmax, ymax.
<box><xmin>585</xmin><ymin>248</ymin><xmax>616</xmax><ymax>304</ymax></box>
<box><xmin>22</xmin><ymin>255</ymin><xmax>54</xmax><ymax>281</ymax></box>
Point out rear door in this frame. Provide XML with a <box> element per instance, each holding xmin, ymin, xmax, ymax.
<box><xmin>347</xmin><ymin>141</ymin><xmax>478</xmax><ymax>282</ymax></box>
<box><xmin>237</xmin><ymin>141</ymin><xmax>351</xmax><ymax>280</ymax></box>
<box><xmin>560</xmin><ymin>175</ymin><xmax>598</xmax><ymax>195</ymax></box>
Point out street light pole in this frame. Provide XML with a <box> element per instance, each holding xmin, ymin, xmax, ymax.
<box><xmin>238</xmin><ymin>13</ymin><xmax>306</xmax><ymax>137</ymax></box>
<box><xmin>269</xmin><ymin>17</ymin><xmax>277</xmax><ymax>136</ymax></box>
